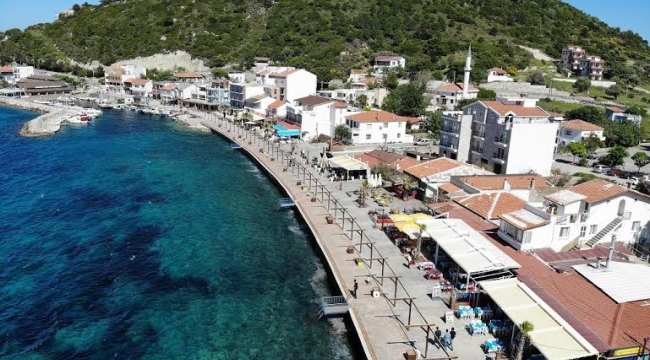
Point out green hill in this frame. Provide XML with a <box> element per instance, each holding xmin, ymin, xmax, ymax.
<box><xmin>1</xmin><ymin>0</ymin><xmax>649</xmax><ymax>85</ymax></box>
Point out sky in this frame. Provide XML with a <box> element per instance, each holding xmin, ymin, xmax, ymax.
<box><xmin>0</xmin><ymin>0</ymin><xmax>648</xmax><ymax>42</ymax></box>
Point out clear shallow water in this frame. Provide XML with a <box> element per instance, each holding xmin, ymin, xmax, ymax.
<box><xmin>0</xmin><ymin>107</ymin><xmax>354</xmax><ymax>360</ymax></box>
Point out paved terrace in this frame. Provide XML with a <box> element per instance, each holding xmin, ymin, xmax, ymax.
<box><xmin>197</xmin><ymin>115</ymin><xmax>492</xmax><ymax>360</ymax></box>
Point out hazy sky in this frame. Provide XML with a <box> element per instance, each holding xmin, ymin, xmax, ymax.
<box><xmin>0</xmin><ymin>0</ymin><xmax>648</xmax><ymax>42</ymax></box>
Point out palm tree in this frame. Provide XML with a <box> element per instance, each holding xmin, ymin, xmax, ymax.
<box><xmin>514</xmin><ymin>321</ymin><xmax>534</xmax><ymax>360</ymax></box>
<box><xmin>415</xmin><ymin>223</ymin><xmax>427</xmax><ymax>260</ymax></box>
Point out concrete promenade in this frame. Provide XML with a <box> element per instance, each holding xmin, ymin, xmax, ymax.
<box><xmin>199</xmin><ymin>115</ymin><xmax>489</xmax><ymax>360</ymax></box>
<box><xmin>0</xmin><ymin>97</ymin><xmax>77</xmax><ymax>137</ymax></box>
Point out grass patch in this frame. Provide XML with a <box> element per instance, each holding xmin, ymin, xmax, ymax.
<box><xmin>537</xmin><ymin>99</ymin><xmax>583</xmax><ymax>113</ymax></box>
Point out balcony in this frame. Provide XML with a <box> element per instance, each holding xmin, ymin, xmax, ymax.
<box><xmin>472</xmin><ymin>130</ymin><xmax>485</xmax><ymax>139</ymax></box>
<box><xmin>440</xmin><ymin>142</ymin><xmax>458</xmax><ymax>152</ymax></box>
<box><xmin>492</xmin><ymin>152</ymin><xmax>506</xmax><ymax>164</ymax></box>
<box><xmin>470</xmin><ymin>146</ymin><xmax>484</xmax><ymax>154</ymax></box>
<box><xmin>441</xmin><ymin>127</ymin><xmax>460</xmax><ymax>136</ymax></box>
<box><xmin>494</xmin><ymin>136</ymin><xmax>508</xmax><ymax>147</ymax></box>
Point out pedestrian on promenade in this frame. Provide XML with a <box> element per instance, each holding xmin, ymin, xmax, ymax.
<box><xmin>434</xmin><ymin>327</ymin><xmax>442</xmax><ymax>348</ymax></box>
<box><xmin>353</xmin><ymin>279</ymin><xmax>358</xmax><ymax>299</ymax></box>
<box><xmin>450</xmin><ymin>327</ymin><xmax>456</xmax><ymax>350</ymax></box>
<box><xmin>443</xmin><ymin>329</ymin><xmax>451</xmax><ymax>350</ymax></box>
<box><xmin>406</xmin><ymin>253</ymin><xmax>412</xmax><ymax>269</ymax></box>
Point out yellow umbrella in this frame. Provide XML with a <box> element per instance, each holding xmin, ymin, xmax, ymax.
<box><xmin>411</xmin><ymin>213</ymin><xmax>434</xmax><ymax>223</ymax></box>
<box><xmin>390</xmin><ymin>213</ymin><xmax>413</xmax><ymax>223</ymax></box>
<box><xmin>396</xmin><ymin>222</ymin><xmax>421</xmax><ymax>234</ymax></box>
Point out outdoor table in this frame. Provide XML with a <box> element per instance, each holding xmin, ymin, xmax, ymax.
<box><xmin>489</xmin><ymin>320</ymin><xmax>505</xmax><ymax>336</ymax></box>
<box><xmin>469</xmin><ymin>320</ymin><xmax>488</xmax><ymax>335</ymax></box>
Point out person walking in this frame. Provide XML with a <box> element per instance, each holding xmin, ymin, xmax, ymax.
<box><xmin>449</xmin><ymin>327</ymin><xmax>456</xmax><ymax>351</ymax></box>
<box><xmin>353</xmin><ymin>279</ymin><xmax>358</xmax><ymax>299</ymax></box>
<box><xmin>434</xmin><ymin>327</ymin><xmax>442</xmax><ymax>348</ymax></box>
<box><xmin>443</xmin><ymin>329</ymin><xmax>451</xmax><ymax>350</ymax></box>
<box><xmin>406</xmin><ymin>253</ymin><xmax>412</xmax><ymax>269</ymax></box>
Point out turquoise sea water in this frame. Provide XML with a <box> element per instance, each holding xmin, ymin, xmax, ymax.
<box><xmin>0</xmin><ymin>107</ymin><xmax>355</xmax><ymax>360</ymax></box>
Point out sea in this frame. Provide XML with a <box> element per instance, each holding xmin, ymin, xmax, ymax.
<box><xmin>0</xmin><ymin>106</ymin><xmax>356</xmax><ymax>360</ymax></box>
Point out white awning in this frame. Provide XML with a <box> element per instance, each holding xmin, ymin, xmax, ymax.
<box><xmin>480</xmin><ymin>278</ymin><xmax>598</xmax><ymax>360</ymax></box>
<box><xmin>422</xmin><ymin>218</ymin><xmax>520</xmax><ymax>274</ymax></box>
<box><xmin>328</xmin><ymin>155</ymin><xmax>369</xmax><ymax>171</ymax></box>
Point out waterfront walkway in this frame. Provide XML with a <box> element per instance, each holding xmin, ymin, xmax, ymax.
<box><xmin>199</xmin><ymin>116</ymin><xmax>489</xmax><ymax>360</ymax></box>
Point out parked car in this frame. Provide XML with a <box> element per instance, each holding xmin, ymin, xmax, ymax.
<box><xmin>593</xmin><ymin>164</ymin><xmax>611</xmax><ymax>173</ymax></box>
<box><xmin>607</xmin><ymin>168</ymin><xmax>624</xmax><ymax>177</ymax></box>
<box><xmin>415</xmin><ymin>138</ymin><xmax>431</xmax><ymax>146</ymax></box>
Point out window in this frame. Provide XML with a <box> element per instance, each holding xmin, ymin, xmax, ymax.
<box><xmin>366</xmin><ymin>124</ymin><xmax>372</xmax><ymax>130</ymax></box>
<box><xmin>398</xmin><ymin>122</ymin><xmax>403</xmax><ymax>128</ymax></box>
<box><xmin>559</xmin><ymin>227</ymin><xmax>570</xmax><ymax>238</ymax></box>
<box><xmin>365</xmin><ymin>134</ymin><xmax>371</xmax><ymax>140</ymax></box>
<box><xmin>564</xmin><ymin>130</ymin><xmax>572</xmax><ymax>136</ymax></box>
<box><xmin>397</xmin><ymin>133</ymin><xmax>401</xmax><ymax>138</ymax></box>
<box><xmin>383</xmin><ymin>122</ymin><xmax>389</xmax><ymax>128</ymax></box>
<box><xmin>589</xmin><ymin>225</ymin><xmax>598</xmax><ymax>234</ymax></box>
<box><xmin>580</xmin><ymin>226</ymin><xmax>586</xmax><ymax>237</ymax></box>
<box><xmin>632</xmin><ymin>221</ymin><xmax>641</xmax><ymax>231</ymax></box>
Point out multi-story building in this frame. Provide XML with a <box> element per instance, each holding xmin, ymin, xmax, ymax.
<box><xmin>439</xmin><ymin>97</ymin><xmax>557</xmax><ymax>176</ymax></box>
<box><xmin>372</xmin><ymin>55</ymin><xmax>405</xmax><ymax>74</ymax></box>
<box><xmin>229</xmin><ymin>83</ymin><xmax>264</xmax><ymax>109</ymax></box>
<box><xmin>128</xmin><ymin>79</ymin><xmax>153</xmax><ymax>100</ymax></box>
<box><xmin>486</xmin><ymin>67</ymin><xmax>513</xmax><ymax>83</ymax></box>
<box><xmin>173</xmin><ymin>72</ymin><xmax>205</xmax><ymax>83</ymax></box>
<box><xmin>256</xmin><ymin>67</ymin><xmax>317</xmax><ymax>103</ymax></box>
<box><xmin>0</xmin><ymin>65</ymin><xmax>14</xmax><ymax>84</ymax></box>
<box><xmin>285</xmin><ymin>95</ymin><xmax>350</xmax><ymax>141</ymax></box>
<box><xmin>557</xmin><ymin>119</ymin><xmax>605</xmax><ymax>146</ymax></box>
<box><xmin>104</xmin><ymin>64</ymin><xmax>146</xmax><ymax>93</ymax></box>
<box><xmin>579</xmin><ymin>55</ymin><xmax>605</xmax><ymax>81</ymax></box>
<box><xmin>498</xmin><ymin>179</ymin><xmax>650</xmax><ymax>251</ymax></box>
<box><xmin>605</xmin><ymin>106</ymin><xmax>643</xmax><ymax>125</ymax></box>
<box><xmin>344</xmin><ymin>110</ymin><xmax>413</xmax><ymax>145</ymax></box>
<box><xmin>0</xmin><ymin>65</ymin><xmax>34</xmax><ymax>85</ymax></box>
<box><xmin>561</xmin><ymin>45</ymin><xmax>605</xmax><ymax>80</ymax></box>
<box><xmin>206</xmin><ymin>79</ymin><xmax>230</xmax><ymax>106</ymax></box>
<box><xmin>430</xmin><ymin>82</ymin><xmax>479</xmax><ymax>111</ymax></box>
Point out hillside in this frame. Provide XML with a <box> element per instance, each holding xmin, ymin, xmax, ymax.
<box><xmin>1</xmin><ymin>0</ymin><xmax>649</xmax><ymax>85</ymax></box>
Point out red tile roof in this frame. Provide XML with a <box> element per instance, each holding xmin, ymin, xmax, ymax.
<box><xmin>345</xmin><ymin>110</ymin><xmax>410</xmax><ymax>123</ymax></box>
<box><xmin>404</xmin><ymin>158</ymin><xmax>463</xmax><ymax>179</ymax></box>
<box><xmin>332</xmin><ymin>101</ymin><xmax>348</xmax><ymax>109</ymax></box>
<box><xmin>130</xmin><ymin>78</ymin><xmax>151</xmax><ymax>85</ymax></box>
<box><xmin>488</xmin><ymin>67</ymin><xmax>509</xmax><ymax>75</ymax></box>
<box><xmin>365</xmin><ymin>149</ymin><xmax>404</xmax><ymax>164</ymax></box>
<box><xmin>439</xmin><ymin>183</ymin><xmax>463</xmax><ymax>194</ymax></box>
<box><xmin>458</xmin><ymin>174</ymin><xmax>550</xmax><ymax>191</ymax></box>
<box><xmin>561</xmin><ymin>119</ymin><xmax>604</xmax><ymax>132</ymax></box>
<box><xmin>295</xmin><ymin>95</ymin><xmax>332</xmax><ymax>106</ymax></box>
<box><xmin>0</xmin><ymin>65</ymin><xmax>14</xmax><ymax>73</ymax></box>
<box><xmin>161</xmin><ymin>84</ymin><xmax>175</xmax><ymax>91</ymax></box>
<box><xmin>570</xmin><ymin>179</ymin><xmax>626</xmax><ymax>203</ymax></box>
<box><xmin>354</xmin><ymin>153</ymin><xmax>380</xmax><ymax>167</ymax></box>
<box><xmin>276</xmin><ymin>121</ymin><xmax>300</xmax><ymax>130</ymax></box>
<box><xmin>481</xmin><ymin>101</ymin><xmax>549</xmax><ymax>117</ymax></box>
<box><xmin>267</xmin><ymin>100</ymin><xmax>287</xmax><ymax>110</ymax></box>
<box><xmin>606</xmin><ymin>106</ymin><xmax>626</xmax><ymax>113</ymax></box>
<box><xmin>393</xmin><ymin>157</ymin><xmax>420</xmax><ymax>172</ymax></box>
<box><xmin>269</xmin><ymin>68</ymin><xmax>299</xmax><ymax>78</ymax></box>
<box><xmin>454</xmin><ymin>192</ymin><xmax>526</xmax><ymax>220</ymax></box>
<box><xmin>435</xmin><ymin>82</ymin><xmax>478</xmax><ymax>92</ymax></box>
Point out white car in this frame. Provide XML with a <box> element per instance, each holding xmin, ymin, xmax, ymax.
<box><xmin>593</xmin><ymin>164</ymin><xmax>611</xmax><ymax>173</ymax></box>
<box><xmin>415</xmin><ymin>139</ymin><xmax>431</xmax><ymax>146</ymax></box>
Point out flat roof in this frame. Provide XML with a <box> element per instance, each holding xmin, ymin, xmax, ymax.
<box><xmin>480</xmin><ymin>278</ymin><xmax>598</xmax><ymax>360</ymax></box>
<box><xmin>421</xmin><ymin>218</ymin><xmax>520</xmax><ymax>274</ymax></box>
<box><xmin>328</xmin><ymin>155</ymin><xmax>369</xmax><ymax>171</ymax></box>
<box><xmin>573</xmin><ymin>262</ymin><xmax>650</xmax><ymax>303</ymax></box>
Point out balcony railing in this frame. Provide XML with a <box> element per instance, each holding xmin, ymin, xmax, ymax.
<box><xmin>472</xmin><ymin>130</ymin><xmax>485</xmax><ymax>138</ymax></box>
<box><xmin>492</xmin><ymin>152</ymin><xmax>505</xmax><ymax>161</ymax></box>
<box><xmin>440</xmin><ymin>142</ymin><xmax>458</xmax><ymax>149</ymax></box>
<box><xmin>442</xmin><ymin>127</ymin><xmax>459</xmax><ymax>134</ymax></box>
<box><xmin>471</xmin><ymin>146</ymin><xmax>484</xmax><ymax>153</ymax></box>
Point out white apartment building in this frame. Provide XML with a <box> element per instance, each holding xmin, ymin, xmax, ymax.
<box><xmin>285</xmin><ymin>95</ymin><xmax>351</xmax><ymax>141</ymax></box>
<box><xmin>0</xmin><ymin>65</ymin><xmax>34</xmax><ymax>85</ymax></box>
<box><xmin>229</xmin><ymin>83</ymin><xmax>265</xmax><ymax>109</ymax></box>
<box><xmin>498</xmin><ymin>179</ymin><xmax>650</xmax><ymax>252</ymax></box>
<box><xmin>372</xmin><ymin>55</ymin><xmax>405</xmax><ymax>74</ymax></box>
<box><xmin>486</xmin><ymin>67</ymin><xmax>513</xmax><ymax>83</ymax></box>
<box><xmin>430</xmin><ymin>82</ymin><xmax>479</xmax><ymax>111</ymax></box>
<box><xmin>318</xmin><ymin>87</ymin><xmax>388</xmax><ymax>107</ymax></box>
<box><xmin>129</xmin><ymin>79</ymin><xmax>153</xmax><ymax>99</ymax></box>
<box><xmin>606</xmin><ymin>106</ymin><xmax>643</xmax><ymax>125</ymax></box>
<box><xmin>440</xmin><ymin>97</ymin><xmax>557</xmax><ymax>176</ymax></box>
<box><xmin>255</xmin><ymin>67</ymin><xmax>317</xmax><ymax>103</ymax></box>
<box><xmin>105</xmin><ymin>64</ymin><xmax>146</xmax><ymax>92</ymax></box>
<box><xmin>344</xmin><ymin>110</ymin><xmax>413</xmax><ymax>145</ymax></box>
<box><xmin>557</xmin><ymin>120</ymin><xmax>605</xmax><ymax>146</ymax></box>
<box><xmin>579</xmin><ymin>55</ymin><xmax>605</xmax><ymax>81</ymax></box>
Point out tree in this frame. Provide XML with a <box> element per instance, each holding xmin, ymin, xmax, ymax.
<box><xmin>383</xmin><ymin>72</ymin><xmax>399</xmax><ymax>91</ymax></box>
<box><xmin>632</xmin><ymin>152</ymin><xmax>650</xmax><ymax>172</ymax></box>
<box><xmin>357</xmin><ymin>94</ymin><xmax>368</xmax><ymax>108</ymax></box>
<box><xmin>605</xmin><ymin>120</ymin><xmax>641</xmax><ymax>147</ymax></box>
<box><xmin>567</xmin><ymin>142</ymin><xmax>587</xmax><ymax>164</ymax></box>
<box><xmin>573</xmin><ymin>77</ymin><xmax>591</xmax><ymax>93</ymax></box>
<box><xmin>72</xmin><ymin>4</ymin><xmax>81</xmax><ymax>12</ymax></box>
<box><xmin>382</xmin><ymin>83</ymin><xmax>426</xmax><ymax>116</ymax></box>
<box><xmin>424</xmin><ymin>111</ymin><xmax>442</xmax><ymax>137</ymax></box>
<box><xmin>606</xmin><ymin>84</ymin><xmax>623</xmax><ymax>100</ymax></box>
<box><xmin>582</xmin><ymin>133</ymin><xmax>604</xmax><ymax>151</ymax></box>
<box><xmin>527</xmin><ymin>72</ymin><xmax>545</xmax><ymax>85</ymax></box>
<box><xmin>514</xmin><ymin>321</ymin><xmax>535</xmax><ymax>360</ymax></box>
<box><xmin>477</xmin><ymin>88</ymin><xmax>496</xmax><ymax>100</ymax></box>
<box><xmin>565</xmin><ymin>106</ymin><xmax>607</xmax><ymax>125</ymax></box>
<box><xmin>334</xmin><ymin>124</ymin><xmax>350</xmax><ymax>140</ymax></box>
<box><xmin>211</xmin><ymin>68</ymin><xmax>229</xmax><ymax>79</ymax></box>
<box><xmin>626</xmin><ymin>105</ymin><xmax>646</xmax><ymax>116</ymax></box>
<box><xmin>602</xmin><ymin>145</ymin><xmax>629</xmax><ymax>167</ymax></box>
